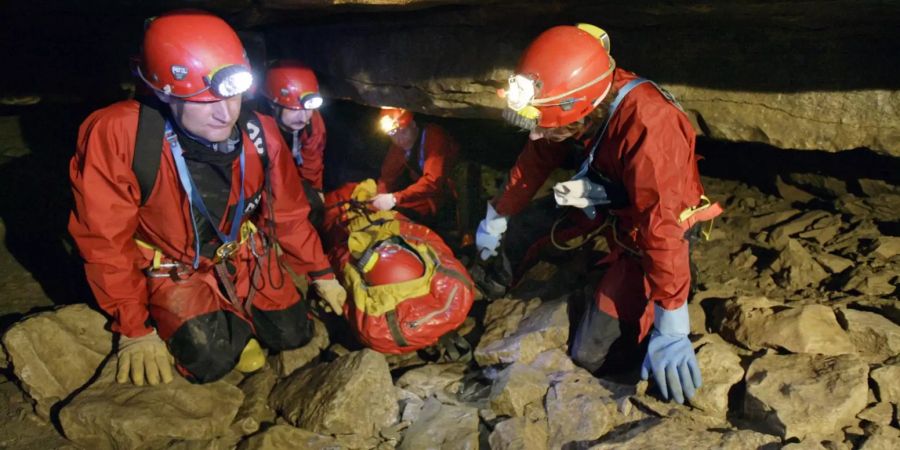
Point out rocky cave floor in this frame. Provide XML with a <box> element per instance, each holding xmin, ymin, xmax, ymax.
<box><xmin>0</xmin><ymin>110</ymin><xmax>898</xmax><ymax>449</ymax></box>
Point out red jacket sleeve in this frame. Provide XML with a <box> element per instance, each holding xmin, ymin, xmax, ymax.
<box><xmin>259</xmin><ymin>115</ymin><xmax>333</xmax><ymax>279</ymax></box>
<box><xmin>377</xmin><ymin>143</ymin><xmax>407</xmax><ymax>194</ymax></box>
<box><xmin>616</xmin><ymin>103</ymin><xmax>694</xmax><ymax>311</ymax></box>
<box><xmin>68</xmin><ymin>102</ymin><xmax>153</xmax><ymax>338</ymax></box>
<box><xmin>493</xmin><ymin>138</ymin><xmax>569</xmax><ymax>217</ymax></box>
<box><xmin>393</xmin><ymin>125</ymin><xmax>458</xmax><ymax>205</ymax></box>
<box><xmin>298</xmin><ymin>110</ymin><xmax>326</xmax><ymax>191</ymax></box>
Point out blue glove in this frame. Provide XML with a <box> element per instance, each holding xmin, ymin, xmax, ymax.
<box><xmin>640</xmin><ymin>302</ymin><xmax>702</xmax><ymax>404</ymax></box>
<box><xmin>475</xmin><ymin>203</ymin><xmax>507</xmax><ymax>260</ymax></box>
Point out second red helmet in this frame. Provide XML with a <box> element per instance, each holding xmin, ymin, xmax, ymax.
<box><xmin>263</xmin><ymin>61</ymin><xmax>323</xmax><ymax>110</ymax></box>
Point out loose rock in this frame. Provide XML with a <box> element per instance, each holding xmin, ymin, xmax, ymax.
<box><xmin>475</xmin><ymin>299</ymin><xmax>569</xmax><ymax>367</ymax></box>
<box><xmin>59</xmin><ymin>359</ymin><xmax>243</xmax><ymax>450</ymax></box>
<box><xmin>275</xmin><ymin>318</ymin><xmax>329</xmax><ymax>377</ymax></box>
<box><xmin>1</xmin><ymin>304</ymin><xmax>112</xmax><ymax>418</ymax></box>
<box><xmin>590</xmin><ymin>416</ymin><xmax>780</xmax><ymax>449</ymax></box>
<box><xmin>545</xmin><ymin>370</ymin><xmax>613</xmax><ymax>448</ymax></box>
<box><xmin>837</xmin><ymin>308</ymin><xmax>900</xmax><ymax>363</ymax></box>
<box><xmin>768</xmin><ymin>239</ymin><xmax>829</xmax><ymax>289</ymax></box>
<box><xmin>395</xmin><ymin>362</ymin><xmax>466</xmax><ymax>401</ymax></box>
<box><xmin>720</xmin><ymin>299</ymin><xmax>855</xmax><ymax>355</ymax></box>
<box><xmin>690</xmin><ymin>342</ymin><xmax>744</xmax><ymax>418</ymax></box>
<box><xmin>397</xmin><ymin>397</ymin><xmax>479</xmax><ymax>450</ymax></box>
<box><xmin>236</xmin><ymin>425</ymin><xmax>340</xmax><ymax>450</ymax></box>
<box><xmin>489</xmin><ymin>416</ymin><xmax>549</xmax><ymax>450</ymax></box>
<box><xmin>743</xmin><ymin>353</ymin><xmax>868</xmax><ymax>440</ymax></box>
<box><xmin>489</xmin><ymin>362</ymin><xmax>548</xmax><ymax>418</ymax></box>
<box><xmin>870</xmin><ymin>365</ymin><xmax>900</xmax><ymax>404</ymax></box>
<box><xmin>270</xmin><ymin>349</ymin><xmax>398</xmax><ymax>442</ymax></box>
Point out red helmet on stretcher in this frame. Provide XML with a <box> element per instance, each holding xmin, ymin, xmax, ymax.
<box><xmin>501</xmin><ymin>24</ymin><xmax>615</xmax><ymax>130</ymax></box>
<box><xmin>138</xmin><ymin>11</ymin><xmax>253</xmax><ymax>102</ymax></box>
<box><xmin>362</xmin><ymin>242</ymin><xmax>425</xmax><ymax>286</ymax></box>
<box><xmin>263</xmin><ymin>61</ymin><xmax>323</xmax><ymax>110</ymax></box>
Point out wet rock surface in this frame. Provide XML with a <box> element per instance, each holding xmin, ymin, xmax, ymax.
<box><xmin>1</xmin><ymin>304</ymin><xmax>111</xmax><ymax>418</ymax></box>
<box><xmin>59</xmin><ymin>360</ymin><xmax>244</xmax><ymax>450</ymax></box>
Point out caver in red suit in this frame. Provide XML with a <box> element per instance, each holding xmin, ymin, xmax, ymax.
<box><xmin>68</xmin><ymin>11</ymin><xmax>345</xmax><ymax>385</ymax></box>
<box><xmin>260</xmin><ymin>61</ymin><xmax>328</xmax><ymax>226</ymax></box>
<box><xmin>477</xmin><ymin>24</ymin><xmax>722</xmax><ymax>404</ymax></box>
<box><xmin>372</xmin><ymin>107</ymin><xmax>459</xmax><ymax>221</ymax></box>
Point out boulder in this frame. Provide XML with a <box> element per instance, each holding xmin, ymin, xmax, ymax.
<box><xmin>858</xmin><ymin>424</ymin><xmax>900</xmax><ymax>450</ymax></box>
<box><xmin>859</xmin><ymin>179</ymin><xmax>900</xmax><ymax>198</ymax></box>
<box><xmin>870</xmin><ymin>236</ymin><xmax>900</xmax><ymax>260</ymax></box>
<box><xmin>749</xmin><ymin>209</ymin><xmax>801</xmax><ymax>231</ymax></box>
<box><xmin>840</xmin><ymin>267</ymin><xmax>897</xmax><ymax>296</ymax></box>
<box><xmin>236</xmin><ymin>425</ymin><xmax>340</xmax><ymax>450</ymax></box>
<box><xmin>720</xmin><ymin>299</ymin><xmax>855</xmax><ymax>355</ymax></box>
<box><xmin>1</xmin><ymin>304</ymin><xmax>112</xmax><ymax>418</ymax></box>
<box><xmin>837</xmin><ymin>309</ymin><xmax>900</xmax><ymax>363</ymax></box>
<box><xmin>488</xmin><ymin>362</ymin><xmax>549</xmax><ymax>418</ymax></box>
<box><xmin>275</xmin><ymin>318</ymin><xmax>329</xmax><ymax>377</ymax></box>
<box><xmin>234</xmin><ymin>369</ymin><xmax>279</xmax><ymax>436</ymax></box>
<box><xmin>395</xmin><ymin>362</ymin><xmax>466</xmax><ymax>401</ymax></box>
<box><xmin>397</xmin><ymin>397</ymin><xmax>479</xmax><ymax>450</ymax></box>
<box><xmin>270</xmin><ymin>349</ymin><xmax>398</xmax><ymax>441</ymax></box>
<box><xmin>59</xmin><ymin>360</ymin><xmax>243</xmax><ymax>450</ymax></box>
<box><xmin>690</xmin><ymin>342</ymin><xmax>744</xmax><ymax>418</ymax></box>
<box><xmin>786</xmin><ymin>173</ymin><xmax>849</xmax><ymax>199</ymax></box>
<box><xmin>870</xmin><ymin>365</ymin><xmax>900</xmax><ymax>404</ymax></box>
<box><xmin>812</xmin><ymin>251</ymin><xmax>854</xmax><ymax>274</ymax></box>
<box><xmin>526</xmin><ymin>349</ymin><xmax>577</xmax><ymax>375</ymax></box>
<box><xmin>766</xmin><ymin>210</ymin><xmax>831</xmax><ymax>247</ymax></box>
<box><xmin>743</xmin><ymin>353</ymin><xmax>869</xmax><ymax>440</ymax></box>
<box><xmin>768</xmin><ymin>239</ymin><xmax>829</xmax><ymax>289</ymax></box>
<box><xmin>774</xmin><ymin>176</ymin><xmax>816</xmax><ymax>204</ymax></box>
<box><xmin>545</xmin><ymin>370</ymin><xmax>613</xmax><ymax>448</ymax></box>
<box><xmin>857</xmin><ymin>402</ymin><xmax>894</xmax><ymax>425</ymax></box>
<box><xmin>489</xmin><ymin>416</ymin><xmax>549</xmax><ymax>450</ymax></box>
<box><xmin>475</xmin><ymin>299</ymin><xmax>569</xmax><ymax>367</ymax></box>
<box><xmin>589</xmin><ymin>416</ymin><xmax>780</xmax><ymax>450</ymax></box>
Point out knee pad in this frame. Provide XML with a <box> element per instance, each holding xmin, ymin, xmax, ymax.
<box><xmin>167</xmin><ymin>311</ymin><xmax>253</xmax><ymax>383</ymax></box>
<box><xmin>251</xmin><ymin>299</ymin><xmax>313</xmax><ymax>352</ymax></box>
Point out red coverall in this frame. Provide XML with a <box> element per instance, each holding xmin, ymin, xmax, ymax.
<box><xmin>377</xmin><ymin>123</ymin><xmax>459</xmax><ymax>218</ymax></box>
<box><xmin>494</xmin><ymin>68</ymin><xmax>706</xmax><ymax>370</ymax></box>
<box><xmin>69</xmin><ymin>100</ymin><xmax>333</xmax><ymax>382</ymax></box>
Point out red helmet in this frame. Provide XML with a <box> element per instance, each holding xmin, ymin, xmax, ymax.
<box><xmin>378</xmin><ymin>107</ymin><xmax>414</xmax><ymax>136</ymax></box>
<box><xmin>263</xmin><ymin>61</ymin><xmax>323</xmax><ymax>110</ymax></box>
<box><xmin>362</xmin><ymin>242</ymin><xmax>425</xmax><ymax>286</ymax></box>
<box><xmin>502</xmin><ymin>24</ymin><xmax>615</xmax><ymax>129</ymax></box>
<box><xmin>138</xmin><ymin>11</ymin><xmax>253</xmax><ymax>102</ymax></box>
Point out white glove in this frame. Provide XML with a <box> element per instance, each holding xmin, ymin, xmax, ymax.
<box><xmin>553</xmin><ymin>179</ymin><xmax>611</xmax><ymax>209</ymax></box>
<box><xmin>313</xmin><ymin>278</ymin><xmax>347</xmax><ymax>314</ymax></box>
<box><xmin>475</xmin><ymin>203</ymin><xmax>508</xmax><ymax>260</ymax></box>
<box><xmin>372</xmin><ymin>193</ymin><xmax>397</xmax><ymax>211</ymax></box>
<box><xmin>117</xmin><ymin>329</ymin><xmax>175</xmax><ymax>386</ymax></box>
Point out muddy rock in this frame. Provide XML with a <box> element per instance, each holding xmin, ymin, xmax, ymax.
<box><xmin>590</xmin><ymin>416</ymin><xmax>780</xmax><ymax>450</ymax></box>
<box><xmin>475</xmin><ymin>299</ymin><xmax>569</xmax><ymax>367</ymax></box>
<box><xmin>275</xmin><ymin>318</ymin><xmax>329</xmax><ymax>377</ymax></box>
<box><xmin>1</xmin><ymin>304</ymin><xmax>112</xmax><ymax>418</ymax></box>
<box><xmin>720</xmin><ymin>299</ymin><xmax>855</xmax><ymax>355</ymax></box>
<box><xmin>690</xmin><ymin>342</ymin><xmax>744</xmax><ymax>418</ymax></box>
<box><xmin>859</xmin><ymin>179</ymin><xmax>900</xmax><ymax>198</ymax></box>
<box><xmin>270</xmin><ymin>349</ymin><xmax>398</xmax><ymax>441</ymax></box>
<box><xmin>234</xmin><ymin>369</ymin><xmax>278</xmax><ymax>436</ymax></box>
<box><xmin>489</xmin><ymin>362</ymin><xmax>548</xmax><ymax>418</ymax></box>
<box><xmin>870</xmin><ymin>365</ymin><xmax>900</xmax><ymax>404</ymax></box>
<box><xmin>545</xmin><ymin>370</ymin><xmax>613</xmax><ymax>448</ymax></box>
<box><xmin>775</xmin><ymin>175</ymin><xmax>817</xmax><ymax>204</ymax></box>
<box><xmin>395</xmin><ymin>362</ymin><xmax>466</xmax><ymax>401</ymax></box>
<box><xmin>858</xmin><ymin>424</ymin><xmax>900</xmax><ymax>450</ymax></box>
<box><xmin>397</xmin><ymin>397</ymin><xmax>479</xmax><ymax>450</ymax></box>
<box><xmin>59</xmin><ymin>360</ymin><xmax>243</xmax><ymax>450</ymax></box>
<box><xmin>744</xmin><ymin>353</ymin><xmax>869</xmax><ymax>440</ymax></box>
<box><xmin>749</xmin><ymin>209</ymin><xmax>801</xmax><ymax>231</ymax></box>
<box><xmin>813</xmin><ymin>251</ymin><xmax>854</xmax><ymax>274</ymax></box>
<box><xmin>786</xmin><ymin>173</ymin><xmax>849</xmax><ymax>199</ymax></box>
<box><xmin>837</xmin><ymin>309</ymin><xmax>900</xmax><ymax>364</ymax></box>
<box><xmin>768</xmin><ymin>239</ymin><xmax>830</xmax><ymax>289</ymax></box>
<box><xmin>489</xmin><ymin>416</ymin><xmax>549</xmax><ymax>450</ymax></box>
<box><xmin>857</xmin><ymin>402</ymin><xmax>894</xmax><ymax>425</ymax></box>
<box><xmin>527</xmin><ymin>348</ymin><xmax>577</xmax><ymax>375</ymax></box>
<box><xmin>766</xmin><ymin>210</ymin><xmax>831</xmax><ymax>246</ymax></box>
<box><xmin>840</xmin><ymin>267</ymin><xmax>897</xmax><ymax>296</ymax></box>
<box><xmin>236</xmin><ymin>424</ymin><xmax>340</xmax><ymax>450</ymax></box>
<box><xmin>870</xmin><ymin>236</ymin><xmax>900</xmax><ymax>260</ymax></box>
<box><xmin>729</xmin><ymin>247</ymin><xmax>758</xmax><ymax>270</ymax></box>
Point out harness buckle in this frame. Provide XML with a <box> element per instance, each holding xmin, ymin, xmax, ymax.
<box><xmin>214</xmin><ymin>241</ymin><xmax>240</xmax><ymax>262</ymax></box>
